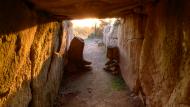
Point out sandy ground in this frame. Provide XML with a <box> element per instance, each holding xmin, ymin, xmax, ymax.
<box><xmin>54</xmin><ymin>38</ymin><xmax>144</xmax><ymax>107</ymax></box>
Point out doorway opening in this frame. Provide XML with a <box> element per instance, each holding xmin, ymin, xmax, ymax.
<box><xmin>54</xmin><ymin>18</ymin><xmax>144</xmax><ymax>107</ymax></box>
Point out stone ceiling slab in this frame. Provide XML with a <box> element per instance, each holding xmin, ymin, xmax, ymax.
<box><xmin>31</xmin><ymin>0</ymin><xmax>141</xmax><ymax>19</ymax></box>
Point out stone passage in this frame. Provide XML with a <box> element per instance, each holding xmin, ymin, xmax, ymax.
<box><xmin>54</xmin><ymin>38</ymin><xmax>144</xmax><ymax>107</ymax></box>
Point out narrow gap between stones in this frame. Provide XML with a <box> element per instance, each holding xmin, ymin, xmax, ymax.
<box><xmin>54</xmin><ymin>18</ymin><xmax>144</xmax><ymax>107</ymax></box>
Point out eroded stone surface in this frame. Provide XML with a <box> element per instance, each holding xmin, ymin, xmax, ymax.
<box><xmin>117</xmin><ymin>1</ymin><xmax>190</xmax><ymax>107</ymax></box>
<box><xmin>0</xmin><ymin>1</ymin><xmax>66</xmax><ymax>107</ymax></box>
<box><xmin>140</xmin><ymin>0</ymin><xmax>190</xmax><ymax>106</ymax></box>
<box><xmin>118</xmin><ymin>13</ymin><xmax>144</xmax><ymax>94</ymax></box>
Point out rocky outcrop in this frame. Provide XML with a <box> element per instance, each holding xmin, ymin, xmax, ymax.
<box><xmin>0</xmin><ymin>0</ymin><xmax>66</xmax><ymax>107</ymax></box>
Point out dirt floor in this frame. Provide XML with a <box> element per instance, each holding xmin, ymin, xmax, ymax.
<box><xmin>54</xmin><ymin>38</ymin><xmax>144</xmax><ymax>107</ymax></box>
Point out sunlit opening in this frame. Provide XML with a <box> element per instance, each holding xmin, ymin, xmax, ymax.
<box><xmin>71</xmin><ymin>19</ymin><xmax>101</xmax><ymax>28</ymax></box>
<box><xmin>71</xmin><ymin>18</ymin><xmax>117</xmax><ymax>39</ymax></box>
<box><xmin>71</xmin><ymin>18</ymin><xmax>116</xmax><ymax>28</ymax></box>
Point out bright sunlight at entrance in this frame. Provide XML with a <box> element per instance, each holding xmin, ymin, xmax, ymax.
<box><xmin>71</xmin><ymin>18</ymin><xmax>116</xmax><ymax>27</ymax></box>
<box><xmin>71</xmin><ymin>18</ymin><xmax>116</xmax><ymax>39</ymax></box>
<box><xmin>54</xmin><ymin>18</ymin><xmax>144</xmax><ymax>107</ymax></box>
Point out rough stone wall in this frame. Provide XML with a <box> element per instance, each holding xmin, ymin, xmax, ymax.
<box><xmin>140</xmin><ymin>0</ymin><xmax>190</xmax><ymax>107</ymax></box>
<box><xmin>118</xmin><ymin>13</ymin><xmax>144</xmax><ymax>93</ymax></box>
<box><xmin>29</xmin><ymin>22</ymin><xmax>65</xmax><ymax>107</ymax></box>
<box><xmin>118</xmin><ymin>0</ymin><xmax>190</xmax><ymax>107</ymax></box>
<box><xmin>0</xmin><ymin>0</ymin><xmax>66</xmax><ymax>107</ymax></box>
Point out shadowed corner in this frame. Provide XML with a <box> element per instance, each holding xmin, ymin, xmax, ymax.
<box><xmin>0</xmin><ymin>0</ymin><xmax>61</xmax><ymax>35</ymax></box>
